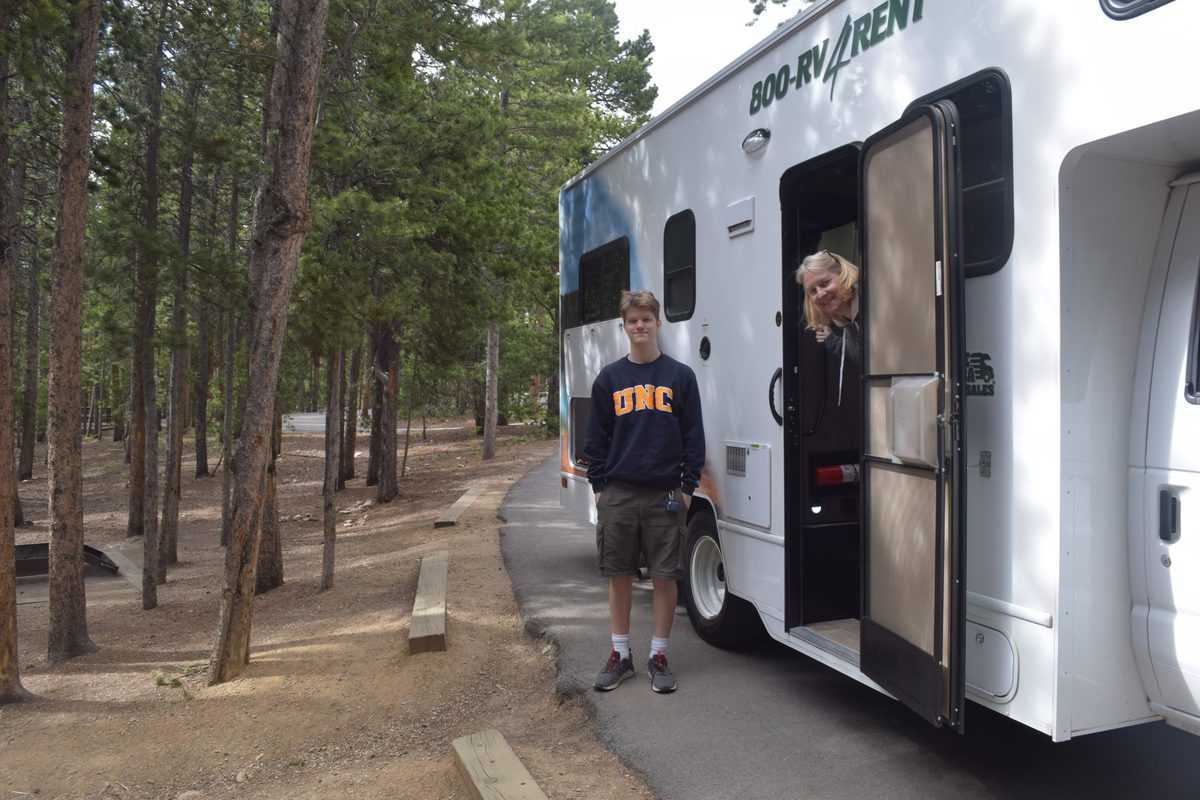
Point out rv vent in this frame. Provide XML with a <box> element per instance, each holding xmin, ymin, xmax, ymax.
<box><xmin>726</xmin><ymin>445</ymin><xmax>748</xmax><ymax>477</ymax></box>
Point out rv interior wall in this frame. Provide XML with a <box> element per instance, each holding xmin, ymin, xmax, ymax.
<box><xmin>1059</xmin><ymin>109</ymin><xmax>1200</xmax><ymax>736</ymax></box>
<box><xmin>780</xmin><ymin>146</ymin><xmax>863</xmax><ymax>634</ymax></box>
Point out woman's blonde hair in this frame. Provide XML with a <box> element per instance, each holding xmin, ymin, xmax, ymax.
<box><xmin>795</xmin><ymin>250</ymin><xmax>860</xmax><ymax>330</ymax></box>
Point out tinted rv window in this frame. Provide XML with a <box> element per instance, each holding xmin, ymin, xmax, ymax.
<box><xmin>1101</xmin><ymin>0</ymin><xmax>1175</xmax><ymax>20</ymax></box>
<box><xmin>907</xmin><ymin>70</ymin><xmax>1013</xmax><ymax>277</ymax></box>
<box><xmin>579</xmin><ymin>238</ymin><xmax>630</xmax><ymax>324</ymax></box>
<box><xmin>664</xmin><ymin>210</ymin><xmax>696</xmax><ymax>322</ymax></box>
<box><xmin>570</xmin><ymin>397</ymin><xmax>593</xmax><ymax>464</ymax></box>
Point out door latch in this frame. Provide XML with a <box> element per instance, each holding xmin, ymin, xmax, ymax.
<box><xmin>1159</xmin><ymin>489</ymin><xmax>1181</xmax><ymax>544</ymax></box>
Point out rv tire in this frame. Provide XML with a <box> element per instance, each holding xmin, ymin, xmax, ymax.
<box><xmin>682</xmin><ymin>510</ymin><xmax>764</xmax><ymax>650</ymax></box>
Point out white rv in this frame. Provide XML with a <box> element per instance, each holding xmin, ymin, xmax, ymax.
<box><xmin>558</xmin><ymin>0</ymin><xmax>1200</xmax><ymax>741</ymax></box>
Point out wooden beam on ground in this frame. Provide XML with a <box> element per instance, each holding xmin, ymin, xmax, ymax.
<box><xmin>451</xmin><ymin>729</ymin><xmax>549</xmax><ymax>800</ymax></box>
<box><xmin>409</xmin><ymin>550</ymin><xmax>449</xmax><ymax>654</ymax></box>
<box><xmin>434</xmin><ymin>484</ymin><xmax>487</xmax><ymax>528</ymax></box>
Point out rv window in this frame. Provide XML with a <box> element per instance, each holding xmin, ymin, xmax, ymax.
<box><xmin>1100</xmin><ymin>0</ymin><xmax>1175</xmax><ymax>20</ymax></box>
<box><xmin>570</xmin><ymin>397</ymin><xmax>593</xmax><ymax>465</ymax></box>
<box><xmin>664</xmin><ymin>210</ymin><xmax>696</xmax><ymax>322</ymax></box>
<box><xmin>907</xmin><ymin>69</ymin><xmax>1013</xmax><ymax>277</ymax></box>
<box><xmin>579</xmin><ymin>237</ymin><xmax>630</xmax><ymax>324</ymax></box>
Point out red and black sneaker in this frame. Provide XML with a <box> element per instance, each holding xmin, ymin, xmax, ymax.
<box><xmin>593</xmin><ymin>650</ymin><xmax>635</xmax><ymax>691</ymax></box>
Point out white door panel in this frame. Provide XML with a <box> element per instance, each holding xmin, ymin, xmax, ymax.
<box><xmin>1139</xmin><ymin>183</ymin><xmax>1200</xmax><ymax>721</ymax></box>
<box><xmin>1146</xmin><ymin>186</ymin><xmax>1200</xmax><ymax>472</ymax></box>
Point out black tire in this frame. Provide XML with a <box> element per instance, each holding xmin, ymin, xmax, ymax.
<box><xmin>681</xmin><ymin>510</ymin><xmax>765</xmax><ymax>650</ymax></box>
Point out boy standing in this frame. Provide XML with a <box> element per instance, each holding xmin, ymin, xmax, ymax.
<box><xmin>584</xmin><ymin>290</ymin><xmax>705</xmax><ymax>694</ymax></box>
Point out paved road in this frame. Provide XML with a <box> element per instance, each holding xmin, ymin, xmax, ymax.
<box><xmin>499</xmin><ymin>455</ymin><xmax>1200</xmax><ymax>800</ymax></box>
<box><xmin>280</xmin><ymin>412</ymin><xmax>463</xmax><ymax>434</ymax></box>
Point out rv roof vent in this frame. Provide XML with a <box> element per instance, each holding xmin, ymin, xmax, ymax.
<box><xmin>726</xmin><ymin>445</ymin><xmax>748</xmax><ymax>477</ymax></box>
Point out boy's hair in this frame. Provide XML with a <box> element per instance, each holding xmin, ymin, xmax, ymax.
<box><xmin>619</xmin><ymin>290</ymin><xmax>661</xmax><ymax>321</ymax></box>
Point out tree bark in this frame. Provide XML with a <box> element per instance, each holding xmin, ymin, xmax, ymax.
<box><xmin>161</xmin><ymin>78</ymin><xmax>199</xmax><ymax>570</ymax></box>
<box><xmin>109</xmin><ymin>363</ymin><xmax>123</xmax><ymax>442</ymax></box>
<box><xmin>401</xmin><ymin>355</ymin><xmax>415</xmax><ymax>478</ymax></box>
<box><xmin>340</xmin><ymin>344</ymin><xmax>360</xmax><ymax>482</ymax></box>
<box><xmin>321</xmin><ymin>349</ymin><xmax>341</xmax><ymax>590</ymax></box>
<box><xmin>255</xmin><ymin>404</ymin><xmax>283</xmax><ymax>593</ymax></box>
<box><xmin>17</xmin><ymin>176</ymin><xmax>35</xmax><ymax>481</ymax></box>
<box><xmin>335</xmin><ymin>350</ymin><xmax>346</xmax><ymax>490</ymax></box>
<box><xmin>139</xmin><ymin>0</ymin><xmax>168</xmax><ymax>605</ymax></box>
<box><xmin>47</xmin><ymin>0</ymin><xmax>101</xmax><ymax>662</ymax></box>
<box><xmin>366</xmin><ymin>326</ymin><xmax>381</xmax><ymax>486</ymax></box>
<box><xmin>219</xmin><ymin>311</ymin><xmax>237</xmax><ymax>546</ymax></box>
<box><xmin>128</xmin><ymin>344</ymin><xmax>145</xmax><ymax>532</ymax></box>
<box><xmin>207</xmin><ymin>0</ymin><xmax>329</xmax><ymax>685</ymax></box>
<box><xmin>482</xmin><ymin>320</ymin><xmax>499</xmax><ymax>460</ymax></box>
<box><xmin>375</xmin><ymin>325</ymin><xmax>398</xmax><ymax>503</ymax></box>
<box><xmin>193</xmin><ymin>294</ymin><xmax>211</xmax><ymax>474</ymax></box>
<box><xmin>1</xmin><ymin>8</ymin><xmax>30</xmax><ymax>702</ymax></box>
<box><xmin>193</xmin><ymin>170</ymin><xmax>220</xmax><ymax>477</ymax></box>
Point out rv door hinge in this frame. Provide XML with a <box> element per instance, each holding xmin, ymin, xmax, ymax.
<box><xmin>935</xmin><ymin>260</ymin><xmax>943</xmax><ymax>297</ymax></box>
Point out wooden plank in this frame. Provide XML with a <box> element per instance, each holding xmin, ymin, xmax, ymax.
<box><xmin>409</xmin><ymin>550</ymin><xmax>449</xmax><ymax>654</ymax></box>
<box><xmin>434</xmin><ymin>484</ymin><xmax>487</xmax><ymax>528</ymax></box>
<box><xmin>451</xmin><ymin>729</ymin><xmax>549</xmax><ymax>800</ymax></box>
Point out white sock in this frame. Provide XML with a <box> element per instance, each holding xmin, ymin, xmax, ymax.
<box><xmin>612</xmin><ymin>634</ymin><xmax>631</xmax><ymax>660</ymax></box>
<box><xmin>650</xmin><ymin>637</ymin><xmax>669</xmax><ymax>658</ymax></box>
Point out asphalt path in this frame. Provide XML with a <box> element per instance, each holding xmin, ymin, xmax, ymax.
<box><xmin>280</xmin><ymin>412</ymin><xmax>462</xmax><ymax>434</ymax></box>
<box><xmin>499</xmin><ymin>455</ymin><xmax>1200</xmax><ymax>800</ymax></box>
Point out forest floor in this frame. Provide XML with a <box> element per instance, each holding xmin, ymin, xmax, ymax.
<box><xmin>2</xmin><ymin>422</ymin><xmax>653</xmax><ymax>800</ymax></box>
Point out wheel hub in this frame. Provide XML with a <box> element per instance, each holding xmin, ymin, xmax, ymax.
<box><xmin>690</xmin><ymin>534</ymin><xmax>726</xmax><ymax>621</ymax></box>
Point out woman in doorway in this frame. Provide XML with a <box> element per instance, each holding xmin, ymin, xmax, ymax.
<box><xmin>796</xmin><ymin>249</ymin><xmax>860</xmax><ymax>406</ymax></box>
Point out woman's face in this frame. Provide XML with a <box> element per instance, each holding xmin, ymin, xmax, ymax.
<box><xmin>802</xmin><ymin>268</ymin><xmax>851</xmax><ymax>319</ymax></box>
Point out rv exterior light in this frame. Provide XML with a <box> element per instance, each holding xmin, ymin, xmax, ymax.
<box><xmin>742</xmin><ymin>128</ymin><xmax>771</xmax><ymax>155</ymax></box>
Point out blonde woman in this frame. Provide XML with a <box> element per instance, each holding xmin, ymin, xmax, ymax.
<box><xmin>795</xmin><ymin>250</ymin><xmax>861</xmax><ymax>405</ymax></box>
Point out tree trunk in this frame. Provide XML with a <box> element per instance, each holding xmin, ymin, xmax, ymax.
<box><xmin>375</xmin><ymin>325</ymin><xmax>398</xmax><ymax>503</ymax></box>
<box><xmin>109</xmin><ymin>363</ymin><xmax>124</xmax><ymax>442</ymax></box>
<box><xmin>335</xmin><ymin>350</ymin><xmax>346</xmax><ymax>490</ymax></box>
<box><xmin>193</xmin><ymin>294</ymin><xmax>211</xmax><ymax>474</ymax></box>
<box><xmin>0</xmin><ymin>11</ymin><xmax>30</xmax><ymax>701</ymax></box>
<box><xmin>366</xmin><ymin>327</ymin><xmax>381</xmax><ymax>486</ymax></box>
<box><xmin>47</xmin><ymin>0</ymin><xmax>101</xmax><ymax>663</ymax></box>
<box><xmin>207</xmin><ymin>0</ymin><xmax>329</xmax><ymax>685</ymax></box>
<box><xmin>321</xmin><ymin>349</ymin><xmax>341</xmax><ymax>590</ymax></box>
<box><xmin>90</xmin><ymin>382</ymin><xmax>102</xmax><ymax>438</ymax></box>
<box><xmin>545</xmin><ymin>369</ymin><xmax>559</xmax><ymax>436</ymax></box>
<box><xmin>220</xmin><ymin>311</ymin><xmax>237</xmax><ymax>546</ymax></box>
<box><xmin>128</xmin><ymin>335</ymin><xmax>146</xmax><ymax>533</ymax></box>
<box><xmin>17</xmin><ymin>183</ymin><xmax>35</xmax><ymax>481</ymax></box>
<box><xmin>255</xmin><ymin>404</ymin><xmax>283</xmax><ymax>593</ymax></box>
<box><xmin>194</xmin><ymin>168</ymin><xmax>222</xmax><ymax>477</ymax></box>
<box><xmin>139</xmin><ymin>0</ymin><xmax>168</xmax><ymax>606</ymax></box>
<box><xmin>161</xmin><ymin>78</ymin><xmax>199</xmax><ymax>570</ymax></box>
<box><xmin>401</xmin><ymin>355</ymin><xmax>415</xmax><ymax>479</ymax></box>
<box><xmin>482</xmin><ymin>320</ymin><xmax>499</xmax><ymax>460</ymax></box>
<box><xmin>340</xmin><ymin>344</ymin><xmax>360</xmax><ymax>482</ymax></box>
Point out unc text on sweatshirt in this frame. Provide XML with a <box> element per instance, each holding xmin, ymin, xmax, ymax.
<box><xmin>583</xmin><ymin>353</ymin><xmax>705</xmax><ymax>495</ymax></box>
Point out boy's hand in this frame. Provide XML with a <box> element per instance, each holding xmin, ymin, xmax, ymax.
<box><xmin>814</xmin><ymin>325</ymin><xmax>832</xmax><ymax>343</ymax></box>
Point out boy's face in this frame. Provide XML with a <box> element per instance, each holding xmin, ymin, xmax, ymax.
<box><xmin>622</xmin><ymin>307</ymin><xmax>661</xmax><ymax>347</ymax></box>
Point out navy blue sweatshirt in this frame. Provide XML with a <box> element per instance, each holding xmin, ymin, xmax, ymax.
<box><xmin>584</xmin><ymin>353</ymin><xmax>705</xmax><ymax>495</ymax></box>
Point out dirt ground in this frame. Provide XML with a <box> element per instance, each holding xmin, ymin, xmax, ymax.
<box><xmin>2</xmin><ymin>422</ymin><xmax>654</xmax><ymax>800</ymax></box>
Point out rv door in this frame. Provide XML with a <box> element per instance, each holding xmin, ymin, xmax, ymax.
<box><xmin>858</xmin><ymin>101</ymin><xmax>967</xmax><ymax>731</ymax></box>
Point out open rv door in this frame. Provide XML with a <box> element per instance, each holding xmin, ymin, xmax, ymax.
<box><xmin>858</xmin><ymin>101</ymin><xmax>967</xmax><ymax>731</ymax></box>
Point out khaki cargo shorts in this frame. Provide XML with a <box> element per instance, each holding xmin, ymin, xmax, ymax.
<box><xmin>595</xmin><ymin>481</ymin><xmax>687</xmax><ymax>580</ymax></box>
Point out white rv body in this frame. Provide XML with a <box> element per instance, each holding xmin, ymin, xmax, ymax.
<box><xmin>558</xmin><ymin>0</ymin><xmax>1200</xmax><ymax>741</ymax></box>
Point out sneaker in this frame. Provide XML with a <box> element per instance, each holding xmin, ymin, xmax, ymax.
<box><xmin>594</xmin><ymin>650</ymin><xmax>635</xmax><ymax>691</ymax></box>
<box><xmin>647</xmin><ymin>653</ymin><xmax>677</xmax><ymax>694</ymax></box>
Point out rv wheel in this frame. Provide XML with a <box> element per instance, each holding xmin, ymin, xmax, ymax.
<box><xmin>682</xmin><ymin>511</ymin><xmax>764</xmax><ymax>650</ymax></box>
